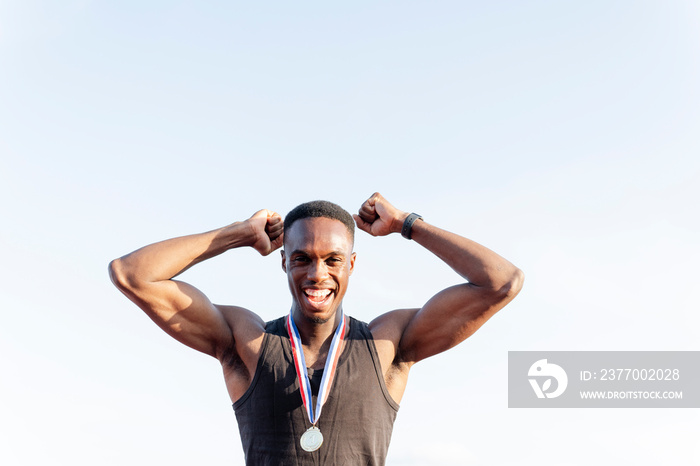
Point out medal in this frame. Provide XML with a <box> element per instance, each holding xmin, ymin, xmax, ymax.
<box><xmin>300</xmin><ymin>426</ymin><xmax>324</xmax><ymax>452</ymax></box>
<box><xmin>287</xmin><ymin>311</ymin><xmax>347</xmax><ymax>453</ymax></box>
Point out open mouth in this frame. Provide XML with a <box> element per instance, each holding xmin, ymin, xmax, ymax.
<box><xmin>303</xmin><ymin>288</ymin><xmax>333</xmax><ymax>307</ymax></box>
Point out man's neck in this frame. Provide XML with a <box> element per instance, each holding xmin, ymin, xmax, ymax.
<box><xmin>291</xmin><ymin>307</ymin><xmax>345</xmax><ymax>368</ymax></box>
<box><xmin>292</xmin><ymin>308</ymin><xmax>342</xmax><ymax>347</ymax></box>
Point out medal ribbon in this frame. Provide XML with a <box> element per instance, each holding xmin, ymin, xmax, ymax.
<box><xmin>287</xmin><ymin>311</ymin><xmax>347</xmax><ymax>425</ymax></box>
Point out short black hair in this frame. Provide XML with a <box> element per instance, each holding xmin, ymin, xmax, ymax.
<box><xmin>284</xmin><ymin>200</ymin><xmax>355</xmax><ymax>243</ymax></box>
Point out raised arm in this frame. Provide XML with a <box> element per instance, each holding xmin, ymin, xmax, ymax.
<box><xmin>355</xmin><ymin>193</ymin><xmax>524</xmax><ymax>366</ymax></box>
<box><xmin>108</xmin><ymin>210</ymin><xmax>284</xmax><ymax>362</ymax></box>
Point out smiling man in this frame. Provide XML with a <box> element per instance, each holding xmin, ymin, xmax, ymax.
<box><xmin>109</xmin><ymin>192</ymin><xmax>523</xmax><ymax>466</ymax></box>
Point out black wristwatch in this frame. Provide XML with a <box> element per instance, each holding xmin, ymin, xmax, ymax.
<box><xmin>401</xmin><ymin>213</ymin><xmax>423</xmax><ymax>240</ymax></box>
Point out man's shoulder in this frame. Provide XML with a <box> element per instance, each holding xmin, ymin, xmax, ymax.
<box><xmin>264</xmin><ymin>315</ymin><xmax>287</xmax><ymax>335</ymax></box>
<box><xmin>348</xmin><ymin>315</ymin><xmax>369</xmax><ymax>328</ymax></box>
<box><xmin>368</xmin><ymin>308</ymin><xmax>419</xmax><ymax>337</ymax></box>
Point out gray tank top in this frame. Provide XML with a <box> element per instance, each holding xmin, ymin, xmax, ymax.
<box><xmin>233</xmin><ymin>316</ymin><xmax>400</xmax><ymax>465</ymax></box>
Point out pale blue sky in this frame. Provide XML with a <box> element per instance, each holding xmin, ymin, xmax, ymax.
<box><xmin>1</xmin><ymin>1</ymin><xmax>699</xmax><ymax>465</ymax></box>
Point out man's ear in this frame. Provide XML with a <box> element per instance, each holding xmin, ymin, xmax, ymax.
<box><xmin>349</xmin><ymin>252</ymin><xmax>356</xmax><ymax>276</ymax></box>
<box><xmin>281</xmin><ymin>249</ymin><xmax>287</xmax><ymax>273</ymax></box>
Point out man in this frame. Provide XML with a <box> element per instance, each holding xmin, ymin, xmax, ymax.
<box><xmin>109</xmin><ymin>192</ymin><xmax>523</xmax><ymax>465</ymax></box>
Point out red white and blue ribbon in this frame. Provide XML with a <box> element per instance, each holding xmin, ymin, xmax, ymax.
<box><xmin>286</xmin><ymin>311</ymin><xmax>347</xmax><ymax>425</ymax></box>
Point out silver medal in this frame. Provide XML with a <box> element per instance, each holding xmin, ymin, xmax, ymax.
<box><xmin>300</xmin><ymin>426</ymin><xmax>323</xmax><ymax>452</ymax></box>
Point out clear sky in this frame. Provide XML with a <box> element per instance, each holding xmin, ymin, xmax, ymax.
<box><xmin>1</xmin><ymin>1</ymin><xmax>699</xmax><ymax>465</ymax></box>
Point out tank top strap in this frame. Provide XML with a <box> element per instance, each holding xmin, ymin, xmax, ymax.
<box><xmin>349</xmin><ymin>317</ymin><xmax>400</xmax><ymax>412</ymax></box>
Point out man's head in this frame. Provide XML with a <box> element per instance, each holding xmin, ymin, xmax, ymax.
<box><xmin>283</xmin><ymin>200</ymin><xmax>355</xmax><ymax>246</ymax></box>
<box><xmin>281</xmin><ymin>201</ymin><xmax>356</xmax><ymax>325</ymax></box>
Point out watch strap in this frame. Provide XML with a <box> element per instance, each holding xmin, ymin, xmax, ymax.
<box><xmin>401</xmin><ymin>213</ymin><xmax>423</xmax><ymax>239</ymax></box>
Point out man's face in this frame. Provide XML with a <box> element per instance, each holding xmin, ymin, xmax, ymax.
<box><xmin>281</xmin><ymin>217</ymin><xmax>356</xmax><ymax>324</ymax></box>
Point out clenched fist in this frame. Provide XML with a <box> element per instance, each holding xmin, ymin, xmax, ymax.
<box><xmin>353</xmin><ymin>192</ymin><xmax>409</xmax><ymax>237</ymax></box>
<box><xmin>246</xmin><ymin>209</ymin><xmax>284</xmax><ymax>255</ymax></box>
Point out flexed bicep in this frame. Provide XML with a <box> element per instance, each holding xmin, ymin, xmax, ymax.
<box><xmin>397</xmin><ymin>282</ymin><xmax>516</xmax><ymax>364</ymax></box>
<box><xmin>109</xmin><ymin>211</ymin><xmax>279</xmax><ymax>361</ymax></box>
<box><xmin>356</xmin><ymin>191</ymin><xmax>524</xmax><ymax>366</ymax></box>
<box><xmin>110</xmin><ymin>259</ymin><xmax>234</xmax><ymax>358</ymax></box>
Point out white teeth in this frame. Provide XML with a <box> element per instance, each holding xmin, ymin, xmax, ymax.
<box><xmin>305</xmin><ymin>289</ymin><xmax>331</xmax><ymax>298</ymax></box>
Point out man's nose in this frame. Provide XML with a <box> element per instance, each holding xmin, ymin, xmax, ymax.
<box><xmin>307</xmin><ymin>260</ymin><xmax>329</xmax><ymax>282</ymax></box>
